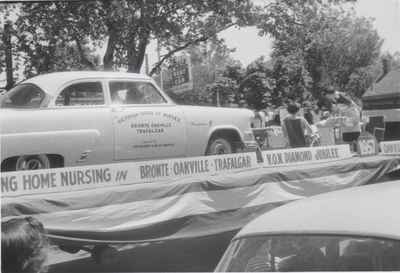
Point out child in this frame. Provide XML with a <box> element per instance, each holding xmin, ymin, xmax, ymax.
<box><xmin>281</xmin><ymin>103</ymin><xmax>313</xmax><ymax>148</ymax></box>
<box><xmin>2</xmin><ymin>217</ymin><xmax>49</xmax><ymax>273</ymax></box>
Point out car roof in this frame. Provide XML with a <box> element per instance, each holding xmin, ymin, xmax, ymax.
<box><xmin>22</xmin><ymin>71</ymin><xmax>152</xmax><ymax>95</ymax></box>
<box><xmin>236</xmin><ymin>180</ymin><xmax>400</xmax><ymax>240</ymax></box>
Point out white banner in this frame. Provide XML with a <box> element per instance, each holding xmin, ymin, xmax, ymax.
<box><xmin>1</xmin><ymin>153</ymin><xmax>257</xmax><ymax>197</ymax></box>
<box><xmin>261</xmin><ymin>144</ymin><xmax>352</xmax><ymax>167</ymax></box>
<box><xmin>380</xmin><ymin>141</ymin><xmax>400</xmax><ymax>155</ymax></box>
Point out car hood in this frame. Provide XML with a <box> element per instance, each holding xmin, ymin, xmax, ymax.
<box><xmin>235</xmin><ymin>180</ymin><xmax>400</xmax><ymax>240</ymax></box>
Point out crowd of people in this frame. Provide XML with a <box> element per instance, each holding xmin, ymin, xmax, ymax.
<box><xmin>0</xmin><ymin>88</ymin><xmax>362</xmax><ymax>273</ymax></box>
<box><xmin>262</xmin><ymin>88</ymin><xmax>362</xmax><ymax>149</ymax></box>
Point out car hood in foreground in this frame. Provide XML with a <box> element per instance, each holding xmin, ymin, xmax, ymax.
<box><xmin>236</xmin><ymin>180</ymin><xmax>400</xmax><ymax>240</ymax></box>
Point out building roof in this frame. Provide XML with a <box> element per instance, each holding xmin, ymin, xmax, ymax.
<box><xmin>363</xmin><ymin>69</ymin><xmax>400</xmax><ymax>99</ymax></box>
<box><xmin>22</xmin><ymin>71</ymin><xmax>151</xmax><ymax>95</ymax></box>
<box><xmin>236</xmin><ymin>180</ymin><xmax>400</xmax><ymax>240</ymax></box>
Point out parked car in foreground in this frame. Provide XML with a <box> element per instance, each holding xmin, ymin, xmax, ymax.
<box><xmin>1</xmin><ymin>71</ymin><xmax>258</xmax><ymax>171</ymax></box>
<box><xmin>215</xmin><ymin>181</ymin><xmax>400</xmax><ymax>272</ymax></box>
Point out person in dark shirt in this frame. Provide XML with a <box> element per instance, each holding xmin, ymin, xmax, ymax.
<box><xmin>281</xmin><ymin>103</ymin><xmax>313</xmax><ymax>148</ymax></box>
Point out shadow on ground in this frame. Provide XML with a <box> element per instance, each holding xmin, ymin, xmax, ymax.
<box><xmin>48</xmin><ymin>231</ymin><xmax>236</xmax><ymax>272</ymax></box>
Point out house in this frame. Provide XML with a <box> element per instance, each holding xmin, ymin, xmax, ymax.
<box><xmin>362</xmin><ymin>69</ymin><xmax>400</xmax><ymax>140</ymax></box>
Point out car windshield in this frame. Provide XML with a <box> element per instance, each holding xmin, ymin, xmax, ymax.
<box><xmin>0</xmin><ymin>84</ymin><xmax>46</xmax><ymax>108</ymax></box>
<box><xmin>216</xmin><ymin>235</ymin><xmax>400</xmax><ymax>271</ymax></box>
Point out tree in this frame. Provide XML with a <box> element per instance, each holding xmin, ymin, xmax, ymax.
<box><xmin>344</xmin><ymin>65</ymin><xmax>380</xmax><ymax>98</ymax></box>
<box><xmin>270</xmin><ymin>53</ymin><xmax>312</xmax><ymax>105</ymax></box>
<box><xmin>13</xmin><ymin>2</ymin><xmax>101</xmax><ymax>76</ymax></box>
<box><xmin>239</xmin><ymin>57</ymin><xmax>275</xmax><ymax>110</ymax></box>
<box><xmin>391</xmin><ymin>52</ymin><xmax>400</xmax><ymax>70</ymax></box>
<box><xmin>165</xmin><ymin>38</ymin><xmax>239</xmax><ymax>105</ymax></box>
<box><xmin>1</xmin><ymin>4</ymin><xmax>19</xmax><ymax>89</ymax></box>
<box><xmin>257</xmin><ymin>0</ymin><xmax>382</xmax><ymax>99</ymax></box>
<box><xmin>2</xmin><ymin>21</ymin><xmax>13</xmax><ymax>89</ymax></box>
<box><xmin>206</xmin><ymin>76</ymin><xmax>239</xmax><ymax>106</ymax></box>
<box><xmin>146</xmin><ymin>0</ymin><xmax>255</xmax><ymax>75</ymax></box>
<box><xmin>211</xmin><ymin>62</ymin><xmax>245</xmax><ymax>106</ymax></box>
<box><xmin>12</xmin><ymin>0</ymin><xmax>254</xmax><ymax>76</ymax></box>
<box><xmin>380</xmin><ymin>52</ymin><xmax>400</xmax><ymax>74</ymax></box>
<box><xmin>205</xmin><ymin>57</ymin><xmax>275</xmax><ymax>109</ymax></box>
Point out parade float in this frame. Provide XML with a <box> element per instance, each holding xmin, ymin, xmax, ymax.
<box><xmin>1</xmin><ymin>72</ymin><xmax>400</xmax><ymax>264</ymax></box>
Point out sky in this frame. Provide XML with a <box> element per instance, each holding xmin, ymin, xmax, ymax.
<box><xmin>216</xmin><ymin>0</ymin><xmax>400</xmax><ymax>66</ymax></box>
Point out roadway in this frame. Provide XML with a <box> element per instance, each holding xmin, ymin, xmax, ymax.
<box><xmin>48</xmin><ymin>231</ymin><xmax>235</xmax><ymax>272</ymax></box>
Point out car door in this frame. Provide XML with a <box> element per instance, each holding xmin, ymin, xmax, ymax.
<box><xmin>51</xmin><ymin>80</ymin><xmax>114</xmax><ymax>166</ymax></box>
<box><xmin>109</xmin><ymin>80</ymin><xmax>186</xmax><ymax>161</ymax></box>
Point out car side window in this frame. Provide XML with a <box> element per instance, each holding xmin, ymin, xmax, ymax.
<box><xmin>109</xmin><ymin>81</ymin><xmax>166</xmax><ymax>105</ymax></box>
<box><xmin>0</xmin><ymin>84</ymin><xmax>45</xmax><ymax>108</ymax></box>
<box><xmin>56</xmin><ymin>82</ymin><xmax>104</xmax><ymax>106</ymax></box>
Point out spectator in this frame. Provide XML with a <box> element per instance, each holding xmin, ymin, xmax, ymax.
<box><xmin>303</xmin><ymin>101</ymin><xmax>314</xmax><ymax>125</ymax></box>
<box><xmin>282</xmin><ymin>103</ymin><xmax>313</xmax><ymax>148</ymax></box>
<box><xmin>278</xmin><ymin>244</ymin><xmax>326</xmax><ymax>271</ymax></box>
<box><xmin>126</xmin><ymin>84</ymin><xmax>145</xmax><ymax>104</ymax></box>
<box><xmin>318</xmin><ymin>86</ymin><xmax>339</xmax><ymax>114</ymax></box>
<box><xmin>336</xmin><ymin>95</ymin><xmax>361</xmax><ymax>143</ymax></box>
<box><xmin>2</xmin><ymin>217</ymin><xmax>49</xmax><ymax>273</ymax></box>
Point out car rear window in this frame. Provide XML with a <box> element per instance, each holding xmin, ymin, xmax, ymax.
<box><xmin>0</xmin><ymin>84</ymin><xmax>45</xmax><ymax>108</ymax></box>
<box><xmin>216</xmin><ymin>235</ymin><xmax>400</xmax><ymax>271</ymax></box>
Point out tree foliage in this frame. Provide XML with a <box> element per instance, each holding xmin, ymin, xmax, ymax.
<box><xmin>166</xmin><ymin>38</ymin><xmax>239</xmax><ymax>105</ymax></box>
<box><xmin>1</xmin><ymin>4</ymin><xmax>19</xmax><ymax>88</ymax></box>
<box><xmin>6</xmin><ymin>0</ymin><xmax>254</xmax><ymax>79</ymax></box>
<box><xmin>257</xmin><ymin>0</ymin><xmax>382</xmax><ymax>99</ymax></box>
<box><xmin>238</xmin><ymin>57</ymin><xmax>274</xmax><ymax>110</ymax></box>
<box><xmin>9</xmin><ymin>2</ymin><xmax>101</xmax><ymax>76</ymax></box>
<box><xmin>205</xmin><ymin>62</ymin><xmax>244</xmax><ymax>106</ymax></box>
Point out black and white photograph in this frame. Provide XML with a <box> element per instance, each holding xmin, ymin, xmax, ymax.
<box><xmin>1</xmin><ymin>0</ymin><xmax>400</xmax><ymax>272</ymax></box>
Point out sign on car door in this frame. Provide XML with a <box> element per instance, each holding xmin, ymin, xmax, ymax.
<box><xmin>110</xmin><ymin>80</ymin><xmax>186</xmax><ymax>160</ymax></box>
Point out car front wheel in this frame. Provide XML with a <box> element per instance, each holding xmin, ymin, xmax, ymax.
<box><xmin>206</xmin><ymin>138</ymin><xmax>233</xmax><ymax>155</ymax></box>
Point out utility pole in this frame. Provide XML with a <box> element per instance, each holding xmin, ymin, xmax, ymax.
<box><xmin>3</xmin><ymin>21</ymin><xmax>14</xmax><ymax>90</ymax></box>
<box><xmin>145</xmin><ymin>53</ymin><xmax>149</xmax><ymax>75</ymax></box>
<box><xmin>216</xmin><ymin>89</ymin><xmax>220</xmax><ymax>107</ymax></box>
<box><xmin>157</xmin><ymin>39</ymin><xmax>163</xmax><ymax>90</ymax></box>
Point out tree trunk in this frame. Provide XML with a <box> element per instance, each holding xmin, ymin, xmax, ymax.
<box><xmin>127</xmin><ymin>44</ymin><xmax>139</xmax><ymax>72</ymax></box>
<box><xmin>103</xmin><ymin>28</ymin><xmax>117</xmax><ymax>71</ymax></box>
<box><xmin>42</xmin><ymin>39</ymin><xmax>57</xmax><ymax>73</ymax></box>
<box><xmin>127</xmin><ymin>31</ymin><xmax>149</xmax><ymax>73</ymax></box>
<box><xmin>3</xmin><ymin>21</ymin><xmax>14</xmax><ymax>90</ymax></box>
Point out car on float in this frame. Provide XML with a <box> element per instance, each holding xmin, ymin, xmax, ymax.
<box><xmin>0</xmin><ymin>71</ymin><xmax>258</xmax><ymax>171</ymax></box>
<box><xmin>215</xmin><ymin>181</ymin><xmax>400</xmax><ymax>272</ymax></box>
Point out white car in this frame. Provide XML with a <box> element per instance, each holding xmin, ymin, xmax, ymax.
<box><xmin>0</xmin><ymin>71</ymin><xmax>258</xmax><ymax>171</ymax></box>
<box><xmin>215</xmin><ymin>181</ymin><xmax>400</xmax><ymax>271</ymax></box>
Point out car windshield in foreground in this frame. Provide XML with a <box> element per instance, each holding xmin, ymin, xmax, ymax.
<box><xmin>216</xmin><ymin>234</ymin><xmax>400</xmax><ymax>272</ymax></box>
<box><xmin>0</xmin><ymin>84</ymin><xmax>46</xmax><ymax>108</ymax></box>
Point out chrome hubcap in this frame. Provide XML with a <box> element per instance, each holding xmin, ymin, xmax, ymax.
<box><xmin>215</xmin><ymin>143</ymin><xmax>228</xmax><ymax>154</ymax></box>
